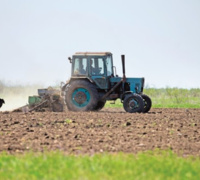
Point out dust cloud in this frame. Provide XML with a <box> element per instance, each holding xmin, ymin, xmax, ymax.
<box><xmin>0</xmin><ymin>82</ymin><xmax>44</xmax><ymax>111</ymax></box>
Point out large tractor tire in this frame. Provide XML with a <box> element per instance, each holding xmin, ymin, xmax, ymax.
<box><xmin>65</xmin><ymin>80</ymin><xmax>98</xmax><ymax>111</ymax></box>
<box><xmin>123</xmin><ymin>94</ymin><xmax>144</xmax><ymax>113</ymax></box>
<box><xmin>94</xmin><ymin>100</ymin><xmax>106</xmax><ymax>111</ymax></box>
<box><xmin>141</xmin><ymin>94</ymin><xmax>152</xmax><ymax>113</ymax></box>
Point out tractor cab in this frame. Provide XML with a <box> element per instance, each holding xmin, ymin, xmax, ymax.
<box><xmin>70</xmin><ymin>52</ymin><xmax>114</xmax><ymax>89</ymax></box>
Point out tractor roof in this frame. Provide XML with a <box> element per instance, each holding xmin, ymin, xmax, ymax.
<box><xmin>74</xmin><ymin>52</ymin><xmax>112</xmax><ymax>56</ymax></box>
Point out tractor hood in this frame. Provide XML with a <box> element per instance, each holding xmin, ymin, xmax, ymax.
<box><xmin>110</xmin><ymin>77</ymin><xmax>144</xmax><ymax>93</ymax></box>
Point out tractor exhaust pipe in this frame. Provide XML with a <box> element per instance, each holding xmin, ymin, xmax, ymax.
<box><xmin>121</xmin><ymin>55</ymin><xmax>126</xmax><ymax>81</ymax></box>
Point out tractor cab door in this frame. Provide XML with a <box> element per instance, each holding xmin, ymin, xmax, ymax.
<box><xmin>72</xmin><ymin>57</ymin><xmax>88</xmax><ymax>76</ymax></box>
<box><xmin>89</xmin><ymin>57</ymin><xmax>109</xmax><ymax>89</ymax></box>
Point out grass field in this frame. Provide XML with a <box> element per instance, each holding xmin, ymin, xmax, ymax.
<box><xmin>0</xmin><ymin>150</ymin><xmax>200</xmax><ymax>180</ymax></box>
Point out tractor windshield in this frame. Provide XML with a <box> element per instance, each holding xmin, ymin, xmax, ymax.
<box><xmin>90</xmin><ymin>58</ymin><xmax>105</xmax><ymax>76</ymax></box>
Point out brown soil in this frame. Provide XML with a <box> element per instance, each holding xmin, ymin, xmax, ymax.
<box><xmin>0</xmin><ymin>108</ymin><xmax>200</xmax><ymax>156</ymax></box>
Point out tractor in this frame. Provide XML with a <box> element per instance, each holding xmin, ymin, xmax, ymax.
<box><xmin>61</xmin><ymin>52</ymin><xmax>152</xmax><ymax>113</ymax></box>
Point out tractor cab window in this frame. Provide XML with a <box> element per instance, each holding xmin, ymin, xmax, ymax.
<box><xmin>106</xmin><ymin>55</ymin><xmax>113</xmax><ymax>76</ymax></box>
<box><xmin>73</xmin><ymin>58</ymin><xmax>87</xmax><ymax>75</ymax></box>
<box><xmin>90</xmin><ymin>58</ymin><xmax>104</xmax><ymax>76</ymax></box>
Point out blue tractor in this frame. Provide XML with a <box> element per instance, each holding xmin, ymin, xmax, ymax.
<box><xmin>62</xmin><ymin>52</ymin><xmax>152</xmax><ymax>113</ymax></box>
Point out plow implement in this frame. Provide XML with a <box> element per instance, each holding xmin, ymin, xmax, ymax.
<box><xmin>13</xmin><ymin>87</ymin><xmax>64</xmax><ymax>112</ymax></box>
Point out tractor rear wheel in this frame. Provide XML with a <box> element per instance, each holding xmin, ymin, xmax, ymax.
<box><xmin>123</xmin><ymin>94</ymin><xmax>144</xmax><ymax>113</ymax></box>
<box><xmin>141</xmin><ymin>94</ymin><xmax>152</xmax><ymax>113</ymax></box>
<box><xmin>65</xmin><ymin>80</ymin><xmax>98</xmax><ymax>111</ymax></box>
<box><xmin>94</xmin><ymin>100</ymin><xmax>106</xmax><ymax>111</ymax></box>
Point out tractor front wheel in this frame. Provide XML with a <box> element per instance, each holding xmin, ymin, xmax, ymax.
<box><xmin>65</xmin><ymin>80</ymin><xmax>98</xmax><ymax>111</ymax></box>
<box><xmin>141</xmin><ymin>94</ymin><xmax>152</xmax><ymax>113</ymax></box>
<box><xmin>123</xmin><ymin>94</ymin><xmax>144</xmax><ymax>113</ymax></box>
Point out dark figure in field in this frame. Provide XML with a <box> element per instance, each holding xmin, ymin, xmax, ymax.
<box><xmin>0</xmin><ymin>99</ymin><xmax>5</xmax><ymax>108</ymax></box>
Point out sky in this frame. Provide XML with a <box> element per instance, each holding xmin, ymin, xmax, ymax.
<box><xmin>0</xmin><ymin>0</ymin><xmax>200</xmax><ymax>88</ymax></box>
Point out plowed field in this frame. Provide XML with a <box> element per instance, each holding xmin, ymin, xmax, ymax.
<box><xmin>0</xmin><ymin>108</ymin><xmax>200</xmax><ymax>156</ymax></box>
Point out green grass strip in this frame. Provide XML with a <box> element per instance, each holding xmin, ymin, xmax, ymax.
<box><xmin>0</xmin><ymin>150</ymin><xmax>200</xmax><ymax>180</ymax></box>
<box><xmin>105</xmin><ymin>88</ymin><xmax>200</xmax><ymax>108</ymax></box>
